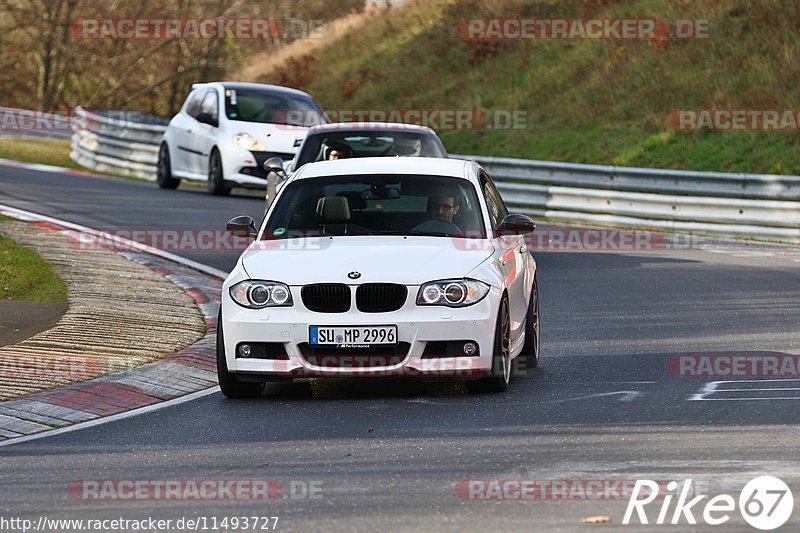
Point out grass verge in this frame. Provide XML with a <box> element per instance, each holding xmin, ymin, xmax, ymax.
<box><xmin>0</xmin><ymin>138</ymin><xmax>252</xmax><ymax>192</ymax></box>
<box><xmin>261</xmin><ymin>0</ymin><xmax>800</xmax><ymax>175</ymax></box>
<box><xmin>0</xmin><ymin>229</ymin><xmax>68</xmax><ymax>303</ymax></box>
<box><xmin>0</xmin><ymin>138</ymin><xmax>78</xmax><ymax>169</ymax></box>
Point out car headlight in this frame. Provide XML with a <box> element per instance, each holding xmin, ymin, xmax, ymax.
<box><xmin>416</xmin><ymin>279</ymin><xmax>490</xmax><ymax>307</ymax></box>
<box><xmin>230</xmin><ymin>280</ymin><xmax>293</xmax><ymax>309</ymax></box>
<box><xmin>233</xmin><ymin>132</ymin><xmax>266</xmax><ymax>151</ymax></box>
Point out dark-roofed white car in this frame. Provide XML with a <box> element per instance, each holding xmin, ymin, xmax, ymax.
<box><xmin>286</xmin><ymin>122</ymin><xmax>449</xmax><ymax>173</ymax></box>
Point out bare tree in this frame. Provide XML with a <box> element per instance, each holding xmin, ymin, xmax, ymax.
<box><xmin>0</xmin><ymin>0</ymin><xmax>365</xmax><ymax>113</ymax></box>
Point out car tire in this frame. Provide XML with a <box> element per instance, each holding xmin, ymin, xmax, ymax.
<box><xmin>208</xmin><ymin>149</ymin><xmax>232</xmax><ymax>196</ymax></box>
<box><xmin>156</xmin><ymin>144</ymin><xmax>180</xmax><ymax>189</ymax></box>
<box><xmin>517</xmin><ymin>275</ymin><xmax>540</xmax><ymax>370</ymax></box>
<box><xmin>467</xmin><ymin>296</ymin><xmax>511</xmax><ymax>393</ymax></box>
<box><xmin>216</xmin><ymin>310</ymin><xmax>265</xmax><ymax>399</ymax></box>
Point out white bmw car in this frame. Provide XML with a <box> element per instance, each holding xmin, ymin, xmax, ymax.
<box><xmin>217</xmin><ymin>157</ymin><xmax>540</xmax><ymax>397</ymax></box>
<box><xmin>157</xmin><ymin>81</ymin><xmax>326</xmax><ymax>195</ymax></box>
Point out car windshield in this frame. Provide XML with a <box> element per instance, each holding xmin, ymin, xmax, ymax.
<box><xmin>263</xmin><ymin>174</ymin><xmax>486</xmax><ymax>239</ymax></box>
<box><xmin>295</xmin><ymin>131</ymin><xmax>447</xmax><ymax>167</ymax></box>
<box><xmin>224</xmin><ymin>87</ymin><xmax>325</xmax><ymax>126</ymax></box>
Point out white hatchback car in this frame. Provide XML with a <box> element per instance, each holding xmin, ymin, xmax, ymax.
<box><xmin>157</xmin><ymin>82</ymin><xmax>326</xmax><ymax>195</ymax></box>
<box><xmin>217</xmin><ymin>157</ymin><xmax>540</xmax><ymax>397</ymax></box>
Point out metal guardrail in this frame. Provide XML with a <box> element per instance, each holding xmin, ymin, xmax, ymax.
<box><xmin>70</xmin><ymin>106</ymin><xmax>167</xmax><ymax>179</ymax></box>
<box><xmin>67</xmin><ymin>107</ymin><xmax>800</xmax><ymax>243</ymax></box>
<box><xmin>455</xmin><ymin>155</ymin><xmax>800</xmax><ymax>243</ymax></box>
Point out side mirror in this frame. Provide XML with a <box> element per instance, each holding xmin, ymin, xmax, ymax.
<box><xmin>226</xmin><ymin>215</ymin><xmax>257</xmax><ymax>237</ymax></box>
<box><xmin>195</xmin><ymin>112</ymin><xmax>218</xmax><ymax>127</ymax></box>
<box><xmin>496</xmin><ymin>214</ymin><xmax>536</xmax><ymax>237</ymax></box>
<box><xmin>263</xmin><ymin>156</ymin><xmax>287</xmax><ymax>177</ymax></box>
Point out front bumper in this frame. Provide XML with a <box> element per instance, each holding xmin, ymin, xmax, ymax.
<box><xmin>220</xmin><ymin>148</ymin><xmax>293</xmax><ymax>188</ymax></box>
<box><xmin>221</xmin><ymin>286</ymin><xmax>500</xmax><ymax>379</ymax></box>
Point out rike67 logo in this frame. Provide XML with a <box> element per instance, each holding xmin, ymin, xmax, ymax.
<box><xmin>624</xmin><ymin>476</ymin><xmax>794</xmax><ymax>530</ymax></box>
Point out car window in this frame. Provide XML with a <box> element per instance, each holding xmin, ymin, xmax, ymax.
<box><xmin>263</xmin><ymin>174</ymin><xmax>486</xmax><ymax>239</ymax></box>
<box><xmin>224</xmin><ymin>87</ymin><xmax>325</xmax><ymax>126</ymax></box>
<box><xmin>200</xmin><ymin>90</ymin><xmax>218</xmax><ymax>121</ymax></box>
<box><xmin>184</xmin><ymin>90</ymin><xmax>202</xmax><ymax>118</ymax></box>
<box><xmin>480</xmin><ymin>171</ymin><xmax>508</xmax><ymax>230</ymax></box>
<box><xmin>295</xmin><ymin>131</ymin><xmax>448</xmax><ymax>167</ymax></box>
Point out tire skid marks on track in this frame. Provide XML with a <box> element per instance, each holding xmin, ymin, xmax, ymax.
<box><xmin>406</xmin><ymin>381</ymin><xmax>655</xmax><ymax>405</ymax></box>
<box><xmin>689</xmin><ymin>379</ymin><xmax>800</xmax><ymax>401</ymax></box>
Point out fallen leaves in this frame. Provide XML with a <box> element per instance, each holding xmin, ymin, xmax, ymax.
<box><xmin>581</xmin><ymin>515</ymin><xmax>611</xmax><ymax>524</ymax></box>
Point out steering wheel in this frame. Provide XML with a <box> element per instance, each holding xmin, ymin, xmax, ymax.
<box><xmin>410</xmin><ymin>219</ymin><xmax>463</xmax><ymax>236</ymax></box>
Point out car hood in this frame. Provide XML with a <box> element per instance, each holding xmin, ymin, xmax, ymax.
<box><xmin>228</xmin><ymin>122</ymin><xmax>308</xmax><ymax>154</ymax></box>
<box><xmin>241</xmin><ymin>237</ymin><xmax>494</xmax><ymax>286</ymax></box>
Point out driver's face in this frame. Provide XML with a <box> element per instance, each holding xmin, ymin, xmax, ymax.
<box><xmin>428</xmin><ymin>196</ymin><xmax>460</xmax><ymax>223</ymax></box>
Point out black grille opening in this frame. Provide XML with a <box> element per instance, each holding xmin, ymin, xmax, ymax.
<box><xmin>356</xmin><ymin>283</ymin><xmax>408</xmax><ymax>312</ymax></box>
<box><xmin>421</xmin><ymin>340</ymin><xmax>480</xmax><ymax>359</ymax></box>
<box><xmin>241</xmin><ymin>152</ymin><xmax>294</xmax><ymax>179</ymax></box>
<box><xmin>299</xmin><ymin>343</ymin><xmax>410</xmax><ymax>357</ymax></box>
<box><xmin>240</xmin><ymin>167</ymin><xmax>267</xmax><ymax>179</ymax></box>
<box><xmin>301</xmin><ymin>284</ymin><xmax>351</xmax><ymax>313</ymax></box>
<box><xmin>299</xmin><ymin>342</ymin><xmax>410</xmax><ymax>368</ymax></box>
<box><xmin>235</xmin><ymin>342</ymin><xmax>289</xmax><ymax>360</ymax></box>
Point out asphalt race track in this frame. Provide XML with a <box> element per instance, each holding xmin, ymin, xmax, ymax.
<box><xmin>1</xmin><ymin>164</ymin><xmax>799</xmax><ymax>531</ymax></box>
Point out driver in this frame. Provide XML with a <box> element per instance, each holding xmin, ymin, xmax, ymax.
<box><xmin>427</xmin><ymin>195</ymin><xmax>460</xmax><ymax>224</ymax></box>
<box><xmin>324</xmin><ymin>140</ymin><xmax>353</xmax><ymax>161</ymax></box>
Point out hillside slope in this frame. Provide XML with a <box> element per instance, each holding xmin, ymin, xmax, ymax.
<box><xmin>260</xmin><ymin>0</ymin><xmax>800</xmax><ymax>174</ymax></box>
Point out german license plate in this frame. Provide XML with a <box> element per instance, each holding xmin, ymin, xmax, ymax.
<box><xmin>309</xmin><ymin>325</ymin><xmax>398</xmax><ymax>346</ymax></box>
